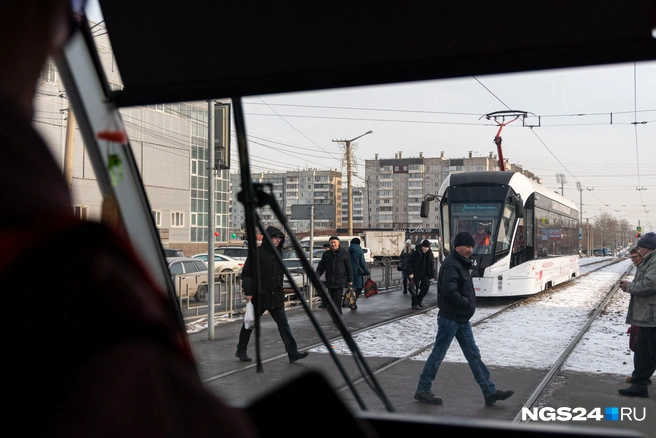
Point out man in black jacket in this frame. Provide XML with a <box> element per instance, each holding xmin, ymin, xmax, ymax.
<box><xmin>316</xmin><ymin>236</ymin><xmax>353</xmax><ymax>315</ymax></box>
<box><xmin>235</xmin><ymin>226</ymin><xmax>309</xmax><ymax>363</ymax></box>
<box><xmin>408</xmin><ymin>240</ymin><xmax>436</xmax><ymax>309</ymax></box>
<box><xmin>414</xmin><ymin>232</ymin><xmax>513</xmax><ymax>406</ymax></box>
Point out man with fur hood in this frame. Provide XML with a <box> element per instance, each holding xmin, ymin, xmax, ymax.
<box><xmin>235</xmin><ymin>226</ymin><xmax>309</xmax><ymax>363</ymax></box>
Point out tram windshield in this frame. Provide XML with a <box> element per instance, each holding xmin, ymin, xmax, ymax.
<box><xmin>448</xmin><ymin>202</ymin><xmax>502</xmax><ymax>255</ymax></box>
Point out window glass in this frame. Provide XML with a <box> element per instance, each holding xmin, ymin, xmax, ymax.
<box><xmin>169</xmin><ymin>262</ymin><xmax>183</xmax><ymax>275</ymax></box>
<box><xmin>182</xmin><ymin>261</ymin><xmax>197</xmax><ymax>273</ymax></box>
<box><xmin>193</xmin><ymin>260</ymin><xmax>208</xmax><ymax>271</ymax></box>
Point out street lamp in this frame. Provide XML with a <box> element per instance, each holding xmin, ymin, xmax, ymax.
<box><xmin>333</xmin><ymin>130</ymin><xmax>373</xmax><ymax>236</ymax></box>
<box><xmin>575</xmin><ymin>182</ymin><xmax>583</xmax><ymax>242</ymax></box>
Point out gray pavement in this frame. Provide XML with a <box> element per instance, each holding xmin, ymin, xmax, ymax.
<box><xmin>188</xmin><ymin>283</ymin><xmax>656</xmax><ymax>437</ymax></box>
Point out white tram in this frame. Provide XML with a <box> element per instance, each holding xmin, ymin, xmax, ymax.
<box><xmin>427</xmin><ymin>172</ymin><xmax>580</xmax><ymax>297</ymax></box>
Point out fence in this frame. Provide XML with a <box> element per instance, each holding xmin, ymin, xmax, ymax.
<box><xmin>174</xmin><ymin>259</ymin><xmax>440</xmax><ymax>322</ymax></box>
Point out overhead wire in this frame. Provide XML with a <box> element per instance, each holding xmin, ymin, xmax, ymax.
<box><xmin>471</xmin><ymin>76</ymin><xmax>627</xmax><ymax>218</ymax></box>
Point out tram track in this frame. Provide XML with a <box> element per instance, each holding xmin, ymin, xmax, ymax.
<box><xmin>202</xmin><ymin>257</ymin><xmax>629</xmax><ymax>388</ymax></box>
<box><xmin>328</xmin><ymin>257</ymin><xmax>631</xmax><ymax>396</ymax></box>
<box><xmin>511</xmin><ymin>261</ymin><xmax>635</xmax><ymax>424</ymax></box>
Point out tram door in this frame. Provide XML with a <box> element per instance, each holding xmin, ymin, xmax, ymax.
<box><xmin>510</xmin><ymin>199</ymin><xmax>534</xmax><ymax>267</ymax></box>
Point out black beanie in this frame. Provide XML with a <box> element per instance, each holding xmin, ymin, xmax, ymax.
<box><xmin>351</xmin><ymin>237</ymin><xmax>361</xmax><ymax>245</ymax></box>
<box><xmin>421</xmin><ymin>239</ymin><xmax>431</xmax><ymax>248</ymax></box>
<box><xmin>637</xmin><ymin>232</ymin><xmax>656</xmax><ymax>250</ymax></box>
<box><xmin>454</xmin><ymin>232</ymin><xmax>475</xmax><ymax>247</ymax></box>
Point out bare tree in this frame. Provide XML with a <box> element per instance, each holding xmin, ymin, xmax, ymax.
<box><xmin>617</xmin><ymin>218</ymin><xmax>632</xmax><ymax>248</ymax></box>
<box><xmin>594</xmin><ymin>212</ymin><xmax>617</xmax><ymax>248</ymax></box>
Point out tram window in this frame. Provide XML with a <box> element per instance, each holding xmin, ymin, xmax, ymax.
<box><xmin>495</xmin><ymin>204</ymin><xmax>516</xmax><ymax>254</ymax></box>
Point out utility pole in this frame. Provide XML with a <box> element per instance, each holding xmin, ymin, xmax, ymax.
<box><xmin>207</xmin><ymin>100</ymin><xmax>215</xmax><ymax>340</ymax></box>
<box><xmin>333</xmin><ymin>130</ymin><xmax>373</xmax><ymax>236</ymax></box>
<box><xmin>63</xmin><ymin>107</ymin><xmax>76</xmax><ymax>191</ymax></box>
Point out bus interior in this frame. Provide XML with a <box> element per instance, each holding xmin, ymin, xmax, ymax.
<box><xmin>52</xmin><ymin>1</ymin><xmax>656</xmax><ymax>436</ymax></box>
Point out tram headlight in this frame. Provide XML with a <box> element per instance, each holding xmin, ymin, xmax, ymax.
<box><xmin>497</xmin><ymin>275</ymin><xmax>503</xmax><ymax>281</ymax></box>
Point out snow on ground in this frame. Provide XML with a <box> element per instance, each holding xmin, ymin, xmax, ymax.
<box><xmin>186</xmin><ymin>314</ymin><xmax>240</xmax><ymax>333</ymax></box>
<box><xmin>310</xmin><ymin>258</ymin><xmax>636</xmax><ymax>376</ymax></box>
<box><xmin>310</xmin><ymin>305</ymin><xmax>505</xmax><ymax>358</ymax></box>
<box><xmin>563</xmin><ymin>271</ymin><xmax>634</xmax><ymax>375</ymax></box>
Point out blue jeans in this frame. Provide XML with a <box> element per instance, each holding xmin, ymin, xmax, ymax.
<box><xmin>417</xmin><ymin>316</ymin><xmax>496</xmax><ymax>396</ymax></box>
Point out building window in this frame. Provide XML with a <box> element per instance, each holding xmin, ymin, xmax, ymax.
<box><xmin>171</xmin><ymin>211</ymin><xmax>185</xmax><ymax>227</ymax></box>
<box><xmin>73</xmin><ymin>205</ymin><xmax>88</xmax><ymax>220</ymax></box>
<box><xmin>152</xmin><ymin>210</ymin><xmax>162</xmax><ymax>227</ymax></box>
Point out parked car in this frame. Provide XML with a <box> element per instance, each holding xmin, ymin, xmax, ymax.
<box><xmin>281</xmin><ymin>258</ymin><xmax>320</xmax><ymax>295</ymax></box>
<box><xmin>362</xmin><ymin>247</ymin><xmax>374</xmax><ymax>267</ymax></box>
<box><xmin>162</xmin><ymin>248</ymin><xmax>184</xmax><ymax>257</ymax></box>
<box><xmin>214</xmin><ymin>246</ymin><xmax>249</xmax><ymax>261</ymax></box>
<box><xmin>166</xmin><ymin>257</ymin><xmax>209</xmax><ymax>302</ymax></box>
<box><xmin>283</xmin><ymin>248</ymin><xmax>325</xmax><ymax>260</ymax></box>
<box><xmin>191</xmin><ymin>253</ymin><xmax>243</xmax><ymax>281</ymax></box>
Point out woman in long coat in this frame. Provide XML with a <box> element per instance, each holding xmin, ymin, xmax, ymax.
<box><xmin>348</xmin><ymin>237</ymin><xmax>370</xmax><ymax>309</ymax></box>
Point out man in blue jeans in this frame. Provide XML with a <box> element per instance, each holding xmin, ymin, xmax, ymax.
<box><xmin>414</xmin><ymin>232</ymin><xmax>514</xmax><ymax>406</ymax></box>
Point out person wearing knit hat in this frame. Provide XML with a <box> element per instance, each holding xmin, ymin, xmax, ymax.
<box><xmin>414</xmin><ymin>230</ymin><xmax>514</xmax><ymax>407</ymax></box>
<box><xmin>237</xmin><ymin>226</ymin><xmax>309</xmax><ymax>364</ymax></box>
<box><xmin>637</xmin><ymin>232</ymin><xmax>656</xmax><ymax>250</ymax></box>
<box><xmin>407</xmin><ymin>239</ymin><xmax>436</xmax><ymax>309</ymax></box>
<box><xmin>399</xmin><ymin>238</ymin><xmax>414</xmax><ymax>294</ymax></box>
<box><xmin>618</xmin><ymin>231</ymin><xmax>656</xmax><ymax>398</ymax></box>
<box><xmin>316</xmin><ymin>236</ymin><xmax>353</xmax><ymax>315</ymax></box>
<box><xmin>454</xmin><ymin>231</ymin><xmax>475</xmax><ymax>248</ymax></box>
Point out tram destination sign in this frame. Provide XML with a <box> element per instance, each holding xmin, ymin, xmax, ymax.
<box><xmin>452</xmin><ymin>204</ymin><xmax>501</xmax><ymax>214</ymax></box>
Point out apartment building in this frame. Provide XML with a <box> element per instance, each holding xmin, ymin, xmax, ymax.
<box><xmin>365</xmin><ymin>150</ymin><xmax>541</xmax><ymax>233</ymax></box>
<box><xmin>341</xmin><ymin>186</ymin><xmax>366</xmax><ymax>229</ymax></box>
<box><xmin>230</xmin><ymin>169</ymin><xmax>343</xmax><ymax>235</ymax></box>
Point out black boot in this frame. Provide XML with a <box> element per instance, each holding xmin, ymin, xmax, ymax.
<box><xmin>484</xmin><ymin>390</ymin><xmax>514</xmax><ymax>406</ymax></box>
<box><xmin>618</xmin><ymin>384</ymin><xmax>649</xmax><ymax>398</ymax></box>
<box><xmin>235</xmin><ymin>351</ymin><xmax>252</xmax><ymax>362</ymax></box>
<box><xmin>289</xmin><ymin>351</ymin><xmax>309</xmax><ymax>363</ymax></box>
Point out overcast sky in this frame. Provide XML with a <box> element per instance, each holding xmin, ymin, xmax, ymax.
<box><xmin>86</xmin><ymin>2</ymin><xmax>655</xmax><ymax>234</ymax></box>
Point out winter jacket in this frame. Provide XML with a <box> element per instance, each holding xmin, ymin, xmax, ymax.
<box><xmin>626</xmin><ymin>250</ymin><xmax>656</xmax><ymax>327</ymax></box>
<box><xmin>399</xmin><ymin>246</ymin><xmax>413</xmax><ymax>271</ymax></box>
<box><xmin>408</xmin><ymin>248</ymin><xmax>436</xmax><ymax>279</ymax></box>
<box><xmin>348</xmin><ymin>243</ymin><xmax>370</xmax><ymax>289</ymax></box>
<box><xmin>437</xmin><ymin>250</ymin><xmax>476</xmax><ymax>323</ymax></box>
<box><xmin>241</xmin><ymin>226</ymin><xmax>287</xmax><ymax>309</ymax></box>
<box><xmin>317</xmin><ymin>245</ymin><xmax>353</xmax><ymax>289</ymax></box>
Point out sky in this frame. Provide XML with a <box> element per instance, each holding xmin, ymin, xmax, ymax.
<box><xmin>187</xmin><ymin>258</ymin><xmax>638</xmax><ymax>377</ymax></box>
<box><xmin>85</xmin><ymin>2</ymin><xmax>655</xmax><ymax>233</ymax></box>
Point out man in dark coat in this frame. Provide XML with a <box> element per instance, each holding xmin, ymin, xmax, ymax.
<box><xmin>414</xmin><ymin>232</ymin><xmax>514</xmax><ymax>406</ymax></box>
<box><xmin>408</xmin><ymin>240</ymin><xmax>436</xmax><ymax>309</ymax></box>
<box><xmin>316</xmin><ymin>236</ymin><xmax>353</xmax><ymax>315</ymax></box>
<box><xmin>236</xmin><ymin>226</ymin><xmax>309</xmax><ymax>363</ymax></box>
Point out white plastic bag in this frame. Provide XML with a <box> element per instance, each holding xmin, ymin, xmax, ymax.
<box><xmin>244</xmin><ymin>301</ymin><xmax>255</xmax><ymax>330</ymax></box>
